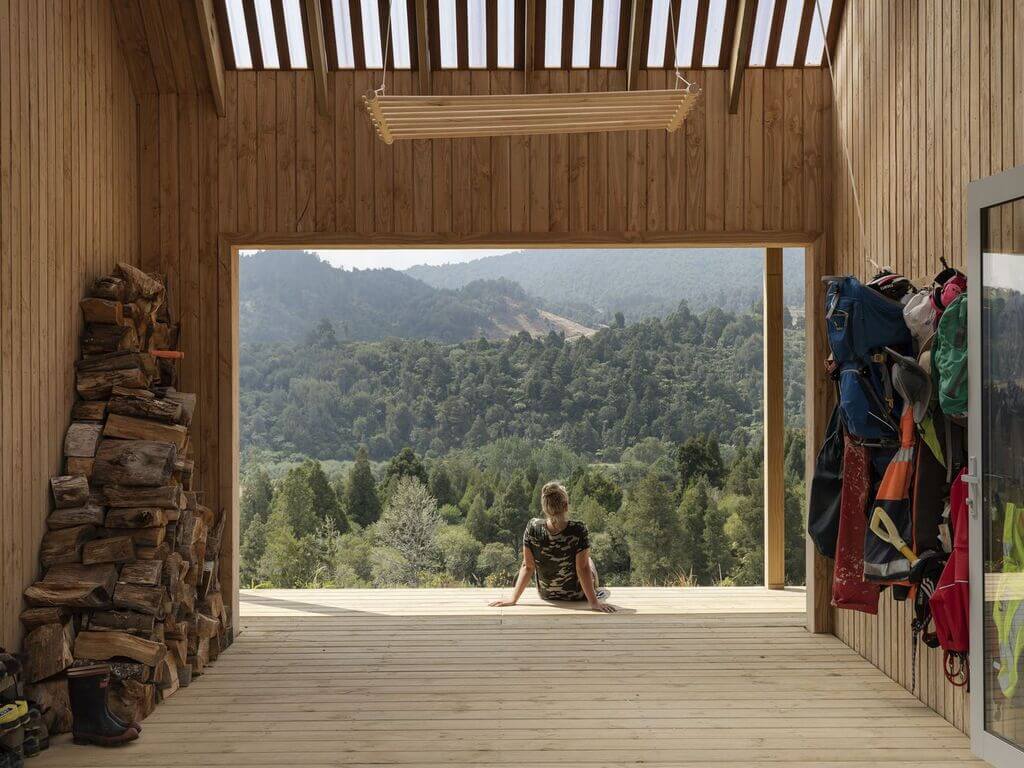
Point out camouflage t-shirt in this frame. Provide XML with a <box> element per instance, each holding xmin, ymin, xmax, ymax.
<box><xmin>523</xmin><ymin>518</ymin><xmax>591</xmax><ymax>601</ymax></box>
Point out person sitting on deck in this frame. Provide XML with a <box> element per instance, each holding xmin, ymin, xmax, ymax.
<box><xmin>489</xmin><ymin>482</ymin><xmax>616</xmax><ymax>613</ymax></box>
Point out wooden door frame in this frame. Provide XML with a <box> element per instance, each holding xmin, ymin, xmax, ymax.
<box><xmin>217</xmin><ymin>230</ymin><xmax>832</xmax><ymax>635</ymax></box>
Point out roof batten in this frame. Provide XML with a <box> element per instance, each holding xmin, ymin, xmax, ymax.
<box><xmin>702</xmin><ymin>0</ymin><xmax>725</xmax><ymax>66</ymax></box>
<box><xmin>225</xmin><ymin>0</ymin><xmax>253</xmax><ymax>68</ymax></box>
<box><xmin>283</xmin><ymin>0</ymin><xmax>308</xmax><ymax>67</ymax></box>
<box><xmin>749</xmin><ymin>0</ymin><xmax>776</xmax><ymax>66</ymax></box>
<box><xmin>332</xmin><ymin>0</ymin><xmax>355</xmax><ymax>68</ymax></box>
<box><xmin>255</xmin><ymin>0</ymin><xmax>281</xmax><ymax>67</ymax></box>
<box><xmin>804</xmin><ymin>0</ymin><xmax>831</xmax><ymax>65</ymax></box>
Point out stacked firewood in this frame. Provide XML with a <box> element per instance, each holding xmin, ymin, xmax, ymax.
<box><xmin>18</xmin><ymin>263</ymin><xmax>230</xmax><ymax>732</ymax></box>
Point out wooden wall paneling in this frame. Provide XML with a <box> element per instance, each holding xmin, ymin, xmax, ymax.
<box><xmin>626</xmin><ymin>70</ymin><xmax>647</xmax><ymax>231</ymax></box>
<box><xmin>373</xmin><ymin>71</ymin><xmax>395</xmax><ymax>234</ymax></box>
<box><xmin>724</xmin><ymin>70</ymin><xmax>745</xmax><ymax>232</ymax></box>
<box><xmin>704</xmin><ymin>70</ymin><xmax>725</xmax><ymax>231</ymax></box>
<box><xmin>528</xmin><ymin>70</ymin><xmax>550</xmax><ymax>232</ymax></box>
<box><xmin>568</xmin><ymin>69</ymin><xmax>589</xmax><ymax>234</ymax></box>
<box><xmin>336</xmin><ymin>70</ymin><xmax>355</xmax><ymax>232</ymax></box>
<box><xmin>743</xmin><ymin>68</ymin><xmax>763</xmax><ymax>231</ymax></box>
<box><xmin>200</xmin><ymin>94</ymin><xmax>220</xmax><ymax>511</ymax></box>
<box><xmin>237</xmin><ymin>71</ymin><xmax>258</xmax><ymax>233</ymax></box>
<box><xmin>430</xmin><ymin>70</ymin><xmax>452</xmax><ymax>233</ymax></box>
<box><xmin>296</xmin><ymin>71</ymin><xmax>317</xmax><ymax>232</ymax></box>
<box><xmin>257</xmin><ymin>73</ymin><xmax>277</xmax><ymax>233</ymax></box>
<box><xmin>645</xmin><ymin>71</ymin><xmax>666</xmax><ymax>232</ymax></box>
<box><xmin>587</xmin><ymin>69</ymin><xmax>608</xmax><ymax>232</ymax></box>
<box><xmin>684</xmin><ymin>69</ymin><xmax>705</xmax><ymax>231</ymax></box>
<box><xmin>314</xmin><ymin>70</ymin><xmax>337</xmax><ymax>232</ymax></box>
<box><xmin>355</xmin><ymin>70</ymin><xmax>375</xmax><ymax>233</ymax></box>
<box><xmin>276</xmin><ymin>73</ymin><xmax>298</xmax><ymax>233</ymax></box>
<box><xmin>489</xmin><ymin>70</ymin><xmax>512</xmax><ymax>234</ymax></box>
<box><xmin>605</xmin><ymin>68</ymin><xmax>628</xmax><ymax>231</ymax></box>
<box><xmin>549</xmin><ymin>70</ymin><xmax>571</xmax><ymax>233</ymax></box>
<box><xmin>470</xmin><ymin>70</ymin><xmax>491</xmax><ymax>233</ymax></box>
<box><xmin>450</xmin><ymin>71</ymin><xmax>471</xmax><ymax>233</ymax></box>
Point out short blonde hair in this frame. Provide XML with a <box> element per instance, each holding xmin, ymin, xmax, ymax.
<box><xmin>541</xmin><ymin>482</ymin><xmax>569</xmax><ymax>524</ymax></box>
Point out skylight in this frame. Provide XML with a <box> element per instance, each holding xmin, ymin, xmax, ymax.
<box><xmin>468</xmin><ymin>0</ymin><xmax>487</xmax><ymax>68</ymax></box>
<box><xmin>749</xmin><ymin>0</ymin><xmax>776</xmax><ymax>67</ymax></box>
<box><xmin>646</xmin><ymin>0</ymin><xmax>670</xmax><ymax>67</ymax></box>
<box><xmin>497</xmin><ymin>0</ymin><xmax>516</xmax><ymax>67</ymax></box>
<box><xmin>438</xmin><ymin>0</ymin><xmax>458</xmax><ymax>68</ymax></box>
<box><xmin>600</xmin><ymin>0</ymin><xmax>622</xmax><ymax>67</ymax></box>
<box><xmin>775</xmin><ymin>0</ymin><xmax>804</xmax><ymax>66</ymax></box>
<box><xmin>805</xmin><ymin>0</ymin><xmax>833</xmax><ymax>66</ymax></box>
<box><xmin>702</xmin><ymin>0</ymin><xmax>727</xmax><ymax>66</ymax></box>
<box><xmin>389</xmin><ymin>0</ymin><xmax>412</xmax><ymax>69</ymax></box>
<box><xmin>255</xmin><ymin>0</ymin><xmax>279</xmax><ymax>68</ymax></box>
<box><xmin>332</xmin><ymin>0</ymin><xmax>354</xmax><ymax>68</ymax></box>
<box><xmin>675</xmin><ymin>0</ymin><xmax>699</xmax><ymax>68</ymax></box>
<box><xmin>572</xmin><ymin>0</ymin><xmax>594</xmax><ymax>68</ymax></box>
<box><xmin>545</xmin><ymin>0</ymin><xmax>564</xmax><ymax>68</ymax></box>
<box><xmin>283</xmin><ymin>0</ymin><xmax>307</xmax><ymax>68</ymax></box>
<box><xmin>224</xmin><ymin>0</ymin><xmax>252</xmax><ymax>69</ymax></box>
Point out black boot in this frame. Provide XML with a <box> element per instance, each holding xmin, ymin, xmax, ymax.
<box><xmin>67</xmin><ymin>665</ymin><xmax>139</xmax><ymax>747</ymax></box>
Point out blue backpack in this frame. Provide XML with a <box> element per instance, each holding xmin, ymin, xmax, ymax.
<box><xmin>825</xmin><ymin>277</ymin><xmax>914</xmax><ymax>444</ymax></box>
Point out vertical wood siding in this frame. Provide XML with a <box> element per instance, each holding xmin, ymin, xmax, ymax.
<box><xmin>0</xmin><ymin>0</ymin><xmax>140</xmax><ymax>648</ymax></box>
<box><xmin>828</xmin><ymin>0</ymin><xmax>1024</xmax><ymax>734</ymax></box>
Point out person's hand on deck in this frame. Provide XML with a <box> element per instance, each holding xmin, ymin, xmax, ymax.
<box><xmin>488</xmin><ymin>598</ymin><xmax>518</xmax><ymax>607</ymax></box>
<box><xmin>589</xmin><ymin>600</ymin><xmax>616</xmax><ymax>613</ymax></box>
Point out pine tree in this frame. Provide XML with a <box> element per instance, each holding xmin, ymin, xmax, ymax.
<box><xmin>240</xmin><ymin>467</ymin><xmax>273</xmax><ymax>537</ymax></box>
<box><xmin>676</xmin><ymin>477</ymin><xmax>711</xmax><ymax>582</ymax></box>
<box><xmin>304</xmin><ymin>459</ymin><xmax>348</xmax><ymax>533</ymax></box>
<box><xmin>428</xmin><ymin>465</ymin><xmax>457</xmax><ymax>507</ymax></box>
<box><xmin>677</xmin><ymin>434</ymin><xmax>725</xmax><ymax>490</ymax></box>
<box><xmin>345</xmin><ymin>447</ymin><xmax>382</xmax><ymax>527</ymax></box>
<box><xmin>240</xmin><ymin>512</ymin><xmax>269</xmax><ymax>586</ymax></box>
<box><xmin>625</xmin><ymin>471</ymin><xmax>684</xmax><ymax>585</ymax></box>
<box><xmin>270</xmin><ymin>465</ymin><xmax>318</xmax><ymax>539</ymax></box>
<box><xmin>375</xmin><ymin>478</ymin><xmax>443</xmax><ymax>582</ymax></box>
<box><xmin>383</xmin><ymin>447</ymin><xmax>429</xmax><ymax>487</ymax></box>
<box><xmin>465</xmin><ymin>495</ymin><xmax>496</xmax><ymax>543</ymax></box>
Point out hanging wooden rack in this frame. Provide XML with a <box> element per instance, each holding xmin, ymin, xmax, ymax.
<box><xmin>363</xmin><ymin>87</ymin><xmax>701</xmax><ymax>144</ymax></box>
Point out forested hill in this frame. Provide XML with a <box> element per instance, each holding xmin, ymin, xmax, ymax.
<box><xmin>239</xmin><ymin>302</ymin><xmax>805</xmax><ymax>463</ymax></box>
<box><xmin>407</xmin><ymin>248</ymin><xmax>806</xmax><ymax>325</ymax></box>
<box><xmin>240</xmin><ymin>250</ymin><xmax>591</xmax><ymax>344</ymax></box>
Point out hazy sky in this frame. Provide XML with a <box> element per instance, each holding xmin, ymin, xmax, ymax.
<box><xmin>302</xmin><ymin>249</ymin><xmax>516</xmax><ymax>271</ymax></box>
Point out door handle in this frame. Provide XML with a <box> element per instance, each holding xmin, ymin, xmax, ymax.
<box><xmin>962</xmin><ymin>457</ymin><xmax>980</xmax><ymax>518</ymax></box>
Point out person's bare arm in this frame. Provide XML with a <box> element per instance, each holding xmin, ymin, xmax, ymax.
<box><xmin>489</xmin><ymin>547</ymin><xmax>536</xmax><ymax>606</ymax></box>
<box><xmin>576</xmin><ymin>549</ymin><xmax>615</xmax><ymax>613</ymax></box>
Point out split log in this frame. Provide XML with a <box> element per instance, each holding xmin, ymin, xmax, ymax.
<box><xmin>70</xmin><ymin>400</ymin><xmax>108</xmax><ymax>422</ymax></box>
<box><xmin>162</xmin><ymin>391</ymin><xmax>196</xmax><ymax>426</ymax></box>
<box><xmin>154</xmin><ymin>657</ymin><xmax>179</xmax><ymax>699</ymax></box>
<box><xmin>90</xmin><ymin>275</ymin><xmax>126</xmax><ymax>301</ymax></box>
<box><xmin>101</xmin><ymin>526</ymin><xmax>166</xmax><ymax>547</ymax></box>
<box><xmin>43</xmin><ymin>563</ymin><xmax>118</xmax><ymax>595</ymax></box>
<box><xmin>19</xmin><ymin>607</ymin><xmax>69</xmax><ymax>631</ymax></box>
<box><xmin>39</xmin><ymin>525</ymin><xmax>96</xmax><ymax>567</ymax></box>
<box><xmin>92</xmin><ymin>439</ymin><xmax>176</xmax><ymax>487</ymax></box>
<box><xmin>75</xmin><ymin>350</ymin><xmax>157</xmax><ymax>378</ymax></box>
<box><xmin>73</xmin><ymin>660</ymin><xmax>150</xmax><ymax>683</ymax></box>
<box><xmin>108</xmin><ymin>679</ymin><xmax>156</xmax><ymax>724</ymax></box>
<box><xmin>25</xmin><ymin>679</ymin><xmax>72</xmax><ymax>735</ymax></box>
<box><xmin>119</xmin><ymin>560</ymin><xmax>163</xmax><ymax>586</ymax></box>
<box><xmin>64</xmin><ymin>423</ymin><xmax>103</xmax><ymax>458</ymax></box>
<box><xmin>80</xmin><ymin>297</ymin><xmax>124</xmax><ymax>325</ymax></box>
<box><xmin>107</xmin><ymin>393</ymin><xmax>182</xmax><ymax>424</ymax></box>
<box><xmin>23</xmin><ymin>583</ymin><xmax>110</xmax><ymax>610</ymax></box>
<box><xmin>24</xmin><ymin>623</ymin><xmax>74</xmax><ymax>683</ymax></box>
<box><xmin>117</xmin><ymin>262</ymin><xmax>164</xmax><ymax>302</ymax></box>
<box><xmin>76</xmin><ymin>368</ymin><xmax>148</xmax><ymax>400</ymax></box>
<box><xmin>113</xmin><ymin>583</ymin><xmax>166</xmax><ymax>616</ymax></box>
<box><xmin>47</xmin><ymin>504</ymin><xmax>105</xmax><ymax>530</ymax></box>
<box><xmin>81</xmin><ymin>536</ymin><xmax>135</xmax><ymax>565</ymax></box>
<box><xmin>194</xmin><ymin>613</ymin><xmax>220</xmax><ymax>640</ymax></box>
<box><xmin>50</xmin><ymin>475</ymin><xmax>90</xmax><ymax>509</ymax></box>
<box><xmin>104</xmin><ymin>484</ymin><xmax>184</xmax><ymax>509</ymax></box>
<box><xmin>104</xmin><ymin>507</ymin><xmax>166</xmax><ymax>529</ymax></box>
<box><xmin>81</xmin><ymin>323</ymin><xmax>139</xmax><ymax>355</ymax></box>
<box><xmin>73</xmin><ymin>630</ymin><xmax>165</xmax><ymax>666</ymax></box>
<box><xmin>135</xmin><ymin>543</ymin><xmax>171</xmax><ymax>561</ymax></box>
<box><xmin>87</xmin><ymin>611</ymin><xmax>156</xmax><ymax>635</ymax></box>
<box><xmin>64</xmin><ymin>457</ymin><xmax>95</xmax><ymax>477</ymax></box>
<box><xmin>103</xmin><ymin>413</ymin><xmax>188</xmax><ymax>450</ymax></box>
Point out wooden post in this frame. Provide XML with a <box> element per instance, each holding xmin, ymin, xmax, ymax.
<box><xmin>804</xmin><ymin>237</ymin><xmax>834</xmax><ymax>632</ymax></box>
<box><xmin>764</xmin><ymin>248</ymin><xmax>785</xmax><ymax>589</ymax></box>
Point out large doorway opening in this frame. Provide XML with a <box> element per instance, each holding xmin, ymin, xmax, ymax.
<box><xmin>232</xmin><ymin>245</ymin><xmax>807</xmax><ymax>595</ymax></box>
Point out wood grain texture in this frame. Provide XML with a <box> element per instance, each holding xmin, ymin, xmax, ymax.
<box><xmin>827</xmin><ymin>0</ymin><xmax>1024</xmax><ymax>735</ymax></box>
<box><xmin>0</xmin><ymin>0</ymin><xmax>140</xmax><ymax>650</ymax></box>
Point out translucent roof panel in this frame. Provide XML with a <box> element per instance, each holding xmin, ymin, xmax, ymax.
<box><xmin>702</xmin><ymin>0</ymin><xmax>728</xmax><ymax>66</ymax></box>
<box><xmin>360</xmin><ymin>0</ymin><xmax>383</xmax><ymax>69</ymax></box>
<box><xmin>646</xmin><ymin>0</ymin><xmax>670</xmax><ymax>67</ymax></box>
<box><xmin>283</xmin><ymin>0</ymin><xmax>307</xmax><ymax>68</ymax></box>
<box><xmin>572</xmin><ymin>0</ymin><xmax>594</xmax><ymax>68</ymax></box>
<box><xmin>497</xmin><ymin>0</ymin><xmax>516</xmax><ymax>68</ymax></box>
<box><xmin>805</xmin><ymin>0</ymin><xmax>833</xmax><ymax>66</ymax></box>
<box><xmin>599</xmin><ymin>0</ymin><xmax>623</xmax><ymax>67</ymax></box>
<box><xmin>545</xmin><ymin>0</ymin><xmax>564</xmax><ymax>68</ymax></box>
<box><xmin>224</xmin><ymin>0</ymin><xmax>252</xmax><ymax>69</ymax></box>
<box><xmin>438</xmin><ymin>0</ymin><xmax>458</xmax><ymax>68</ymax></box>
<box><xmin>331</xmin><ymin>0</ymin><xmax>355</xmax><ymax>68</ymax></box>
<box><xmin>675</xmin><ymin>0</ymin><xmax>699</xmax><ymax>68</ymax></box>
<box><xmin>775</xmin><ymin>0</ymin><xmax>804</xmax><ymax>66</ymax></box>
<box><xmin>467</xmin><ymin>0</ymin><xmax>487</xmax><ymax>68</ymax></box>
<box><xmin>389</xmin><ymin>0</ymin><xmax>412</xmax><ymax>69</ymax></box>
<box><xmin>749</xmin><ymin>0</ymin><xmax>777</xmax><ymax>67</ymax></box>
<box><xmin>255</xmin><ymin>0</ymin><xmax>280</xmax><ymax>68</ymax></box>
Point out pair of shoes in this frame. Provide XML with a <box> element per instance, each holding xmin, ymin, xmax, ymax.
<box><xmin>67</xmin><ymin>665</ymin><xmax>140</xmax><ymax>747</ymax></box>
<box><xmin>0</xmin><ymin>701</ymin><xmax>28</xmax><ymax>759</ymax></box>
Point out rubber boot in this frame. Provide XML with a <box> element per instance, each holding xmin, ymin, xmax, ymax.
<box><xmin>0</xmin><ymin>746</ymin><xmax>23</xmax><ymax>768</ymax></box>
<box><xmin>66</xmin><ymin>665</ymin><xmax>139</xmax><ymax>747</ymax></box>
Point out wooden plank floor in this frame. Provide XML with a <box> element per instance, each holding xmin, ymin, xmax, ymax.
<box><xmin>37</xmin><ymin>587</ymin><xmax>989</xmax><ymax>767</ymax></box>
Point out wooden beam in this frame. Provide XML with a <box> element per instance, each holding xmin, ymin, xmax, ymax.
<box><xmin>727</xmin><ymin>0</ymin><xmax>757</xmax><ymax>113</ymax></box>
<box><xmin>270</xmin><ymin>0</ymin><xmax>291</xmax><ymax>68</ymax></box>
<box><xmin>793</xmin><ymin>0</ymin><xmax>815</xmax><ymax>66</ymax></box>
<box><xmin>590</xmin><ymin>0</ymin><xmax>604</xmax><ymax>67</ymax></box>
<box><xmin>304</xmin><ymin>0</ymin><xmax>330</xmax><ymax>115</ymax></box>
<box><xmin>414</xmin><ymin>0</ymin><xmax>430</xmax><ymax>93</ymax></box>
<box><xmin>804</xmin><ymin>238</ymin><xmax>834</xmax><ymax>633</ymax></box>
<box><xmin>193</xmin><ymin>0</ymin><xmax>226</xmax><ymax>116</ymax></box>
<box><xmin>825</xmin><ymin>0</ymin><xmax>847</xmax><ymax>59</ymax></box>
<box><xmin>625</xmin><ymin>0</ymin><xmax>647</xmax><ymax>90</ymax></box>
<box><xmin>524</xmin><ymin>0</ymin><xmax>537</xmax><ymax>87</ymax></box>
<box><xmin>764</xmin><ymin>247</ymin><xmax>785</xmax><ymax>590</ymax></box>
<box><xmin>691</xmin><ymin>0</ymin><xmax>710</xmax><ymax>68</ymax></box>
<box><xmin>319</xmin><ymin>0</ymin><xmax>339</xmax><ymax>68</ymax></box>
<box><xmin>242</xmin><ymin>0</ymin><xmax>264</xmax><ymax>69</ymax></box>
<box><xmin>765</xmin><ymin>0</ymin><xmax>787</xmax><ymax>67</ymax></box>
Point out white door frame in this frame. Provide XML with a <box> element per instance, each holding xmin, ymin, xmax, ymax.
<box><xmin>966</xmin><ymin>162</ymin><xmax>1024</xmax><ymax>767</ymax></box>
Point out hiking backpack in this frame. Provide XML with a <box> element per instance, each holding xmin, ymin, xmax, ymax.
<box><xmin>932</xmin><ymin>293</ymin><xmax>968</xmax><ymax>417</ymax></box>
<box><xmin>825</xmin><ymin>277</ymin><xmax>914</xmax><ymax>444</ymax></box>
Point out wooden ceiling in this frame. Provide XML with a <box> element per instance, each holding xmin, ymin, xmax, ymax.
<box><xmin>214</xmin><ymin>0</ymin><xmax>845</xmax><ymax>73</ymax></box>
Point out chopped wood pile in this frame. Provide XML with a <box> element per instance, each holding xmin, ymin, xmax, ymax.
<box><xmin>19</xmin><ymin>263</ymin><xmax>230</xmax><ymax>732</ymax></box>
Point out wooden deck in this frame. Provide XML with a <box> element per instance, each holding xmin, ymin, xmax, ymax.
<box><xmin>37</xmin><ymin>587</ymin><xmax>987</xmax><ymax>767</ymax></box>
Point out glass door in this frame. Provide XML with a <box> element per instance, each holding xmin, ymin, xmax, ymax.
<box><xmin>969</xmin><ymin>165</ymin><xmax>1024</xmax><ymax>767</ymax></box>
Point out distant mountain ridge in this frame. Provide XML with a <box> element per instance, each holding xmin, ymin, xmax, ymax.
<box><xmin>239</xmin><ymin>250</ymin><xmax>593</xmax><ymax>344</ymax></box>
<box><xmin>407</xmin><ymin>248</ymin><xmax>806</xmax><ymax>324</ymax></box>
